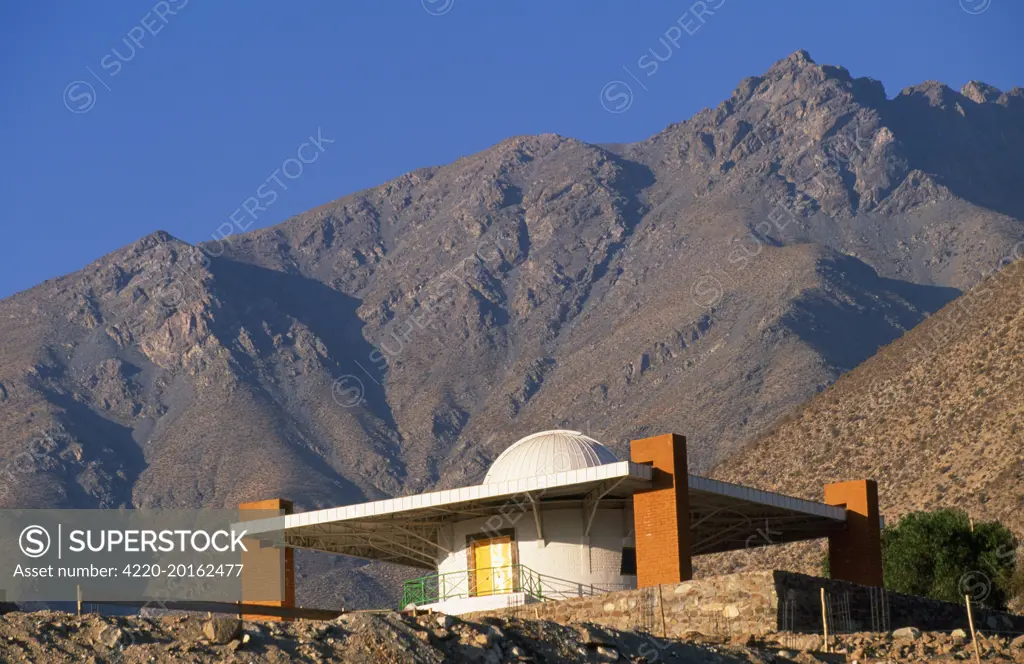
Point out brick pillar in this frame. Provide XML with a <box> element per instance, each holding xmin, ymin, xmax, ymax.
<box><xmin>824</xmin><ymin>480</ymin><xmax>883</xmax><ymax>587</ymax></box>
<box><xmin>629</xmin><ymin>433</ymin><xmax>692</xmax><ymax>587</ymax></box>
<box><xmin>239</xmin><ymin>498</ymin><xmax>295</xmax><ymax>620</ymax></box>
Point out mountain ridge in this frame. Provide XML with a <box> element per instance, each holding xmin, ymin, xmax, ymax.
<box><xmin>1</xmin><ymin>50</ymin><xmax>1022</xmax><ymax>607</ymax></box>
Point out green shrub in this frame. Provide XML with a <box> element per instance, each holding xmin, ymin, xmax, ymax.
<box><xmin>822</xmin><ymin>509</ymin><xmax>1018</xmax><ymax>610</ymax></box>
<box><xmin>1011</xmin><ymin>555</ymin><xmax>1024</xmax><ymax>604</ymax></box>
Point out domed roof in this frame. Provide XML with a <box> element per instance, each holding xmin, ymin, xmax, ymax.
<box><xmin>483</xmin><ymin>430</ymin><xmax>619</xmax><ymax>484</ymax></box>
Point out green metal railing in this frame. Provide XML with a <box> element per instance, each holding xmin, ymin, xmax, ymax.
<box><xmin>400</xmin><ymin>564</ymin><xmax>628</xmax><ymax>609</ymax></box>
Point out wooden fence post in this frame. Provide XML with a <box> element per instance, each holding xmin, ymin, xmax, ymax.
<box><xmin>965</xmin><ymin>594</ymin><xmax>981</xmax><ymax>664</ymax></box>
<box><xmin>820</xmin><ymin>587</ymin><xmax>829</xmax><ymax>653</ymax></box>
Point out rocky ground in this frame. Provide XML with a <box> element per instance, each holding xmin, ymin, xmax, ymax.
<box><xmin>0</xmin><ymin>610</ymin><xmax>1023</xmax><ymax>663</ymax></box>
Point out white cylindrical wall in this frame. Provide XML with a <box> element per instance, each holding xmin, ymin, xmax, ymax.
<box><xmin>435</xmin><ymin>505</ymin><xmax>637</xmax><ymax>596</ymax></box>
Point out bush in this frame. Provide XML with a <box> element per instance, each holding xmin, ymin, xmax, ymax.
<box><xmin>822</xmin><ymin>509</ymin><xmax>1018</xmax><ymax>610</ymax></box>
<box><xmin>1012</xmin><ymin>555</ymin><xmax>1024</xmax><ymax>605</ymax></box>
<box><xmin>885</xmin><ymin>509</ymin><xmax>1017</xmax><ymax>609</ymax></box>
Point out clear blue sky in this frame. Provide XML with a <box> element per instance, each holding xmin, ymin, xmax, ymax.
<box><xmin>1</xmin><ymin>1</ymin><xmax>1021</xmax><ymax>299</ymax></box>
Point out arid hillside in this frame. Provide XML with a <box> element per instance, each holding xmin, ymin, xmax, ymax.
<box><xmin>711</xmin><ymin>252</ymin><xmax>1024</xmax><ymax>575</ymax></box>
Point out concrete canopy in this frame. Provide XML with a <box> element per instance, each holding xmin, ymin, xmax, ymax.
<box><xmin>687</xmin><ymin>475</ymin><xmax>847</xmax><ymax>555</ymax></box>
<box><xmin>241</xmin><ymin>461</ymin><xmax>651</xmax><ymax>569</ymax></box>
<box><xmin>239</xmin><ymin>462</ymin><xmax>849</xmax><ymax>569</ymax></box>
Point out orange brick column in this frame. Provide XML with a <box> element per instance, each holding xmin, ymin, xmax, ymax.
<box><xmin>629</xmin><ymin>433</ymin><xmax>692</xmax><ymax>587</ymax></box>
<box><xmin>239</xmin><ymin>498</ymin><xmax>295</xmax><ymax>620</ymax></box>
<box><xmin>824</xmin><ymin>480</ymin><xmax>883</xmax><ymax>587</ymax></box>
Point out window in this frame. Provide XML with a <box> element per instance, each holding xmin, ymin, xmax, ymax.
<box><xmin>620</xmin><ymin>546</ymin><xmax>637</xmax><ymax>575</ymax></box>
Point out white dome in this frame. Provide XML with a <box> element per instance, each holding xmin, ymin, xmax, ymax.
<box><xmin>483</xmin><ymin>430</ymin><xmax>618</xmax><ymax>484</ymax></box>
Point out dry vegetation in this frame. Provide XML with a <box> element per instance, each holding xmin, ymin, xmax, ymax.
<box><xmin>710</xmin><ymin>256</ymin><xmax>1024</xmax><ymax>583</ymax></box>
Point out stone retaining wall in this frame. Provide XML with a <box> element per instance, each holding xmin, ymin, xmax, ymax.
<box><xmin>466</xmin><ymin>571</ymin><xmax>777</xmax><ymax>636</ymax></box>
<box><xmin>776</xmin><ymin>572</ymin><xmax>1024</xmax><ymax>634</ymax></box>
<box><xmin>464</xmin><ymin>570</ymin><xmax>1024</xmax><ymax>637</ymax></box>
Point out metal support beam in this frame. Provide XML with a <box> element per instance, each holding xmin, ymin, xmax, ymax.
<box><xmin>394</xmin><ymin>525</ymin><xmax>451</xmax><ymax>555</ymax></box>
<box><xmin>524</xmin><ymin>492</ymin><xmax>545</xmax><ymax>548</ymax></box>
<box><xmin>583</xmin><ymin>478</ymin><xmax>625</xmax><ymax>537</ymax></box>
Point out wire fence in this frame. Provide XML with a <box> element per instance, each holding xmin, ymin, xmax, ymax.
<box><xmin>868</xmin><ymin>586</ymin><xmax>890</xmax><ymax>633</ymax></box>
<box><xmin>401</xmin><ymin>564</ymin><xmax>630</xmax><ymax>608</ymax></box>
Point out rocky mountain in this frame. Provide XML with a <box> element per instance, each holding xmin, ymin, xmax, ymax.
<box><xmin>1</xmin><ymin>51</ymin><xmax>1022</xmax><ymax>607</ymax></box>
<box><xmin>708</xmin><ymin>247</ymin><xmax>1024</xmax><ymax>582</ymax></box>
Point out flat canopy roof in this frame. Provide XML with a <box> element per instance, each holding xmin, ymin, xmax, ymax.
<box><xmin>686</xmin><ymin>475</ymin><xmax>847</xmax><ymax>555</ymax></box>
<box><xmin>240</xmin><ymin>462</ymin><xmax>848</xmax><ymax>569</ymax></box>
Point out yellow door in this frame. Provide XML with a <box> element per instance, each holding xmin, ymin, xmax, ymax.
<box><xmin>473</xmin><ymin>539</ymin><xmax>492</xmax><ymax>596</ymax></box>
<box><xmin>490</xmin><ymin>538</ymin><xmax>513</xmax><ymax>594</ymax></box>
<box><xmin>472</xmin><ymin>536</ymin><xmax>513</xmax><ymax>596</ymax></box>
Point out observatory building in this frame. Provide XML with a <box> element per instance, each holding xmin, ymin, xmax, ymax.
<box><xmin>240</xmin><ymin>431</ymin><xmax>883</xmax><ymax>616</ymax></box>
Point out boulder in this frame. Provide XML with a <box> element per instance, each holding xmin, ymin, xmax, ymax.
<box><xmin>892</xmin><ymin>626</ymin><xmax>922</xmax><ymax>641</ymax></box>
<box><xmin>90</xmin><ymin>623</ymin><xmax>127</xmax><ymax>649</ymax></box>
<box><xmin>577</xmin><ymin>624</ymin><xmax>618</xmax><ymax>647</ymax></box>
<box><xmin>202</xmin><ymin>617</ymin><xmax>241</xmax><ymax>644</ymax></box>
